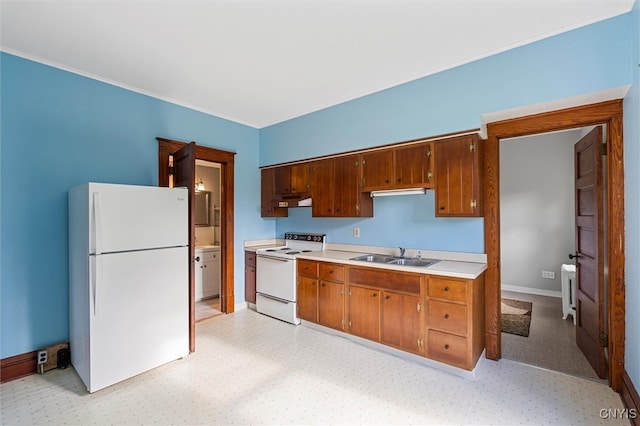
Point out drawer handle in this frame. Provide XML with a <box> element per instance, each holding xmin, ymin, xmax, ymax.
<box><xmin>444</xmin><ymin>286</ymin><xmax>449</xmax><ymax>292</ymax></box>
<box><xmin>444</xmin><ymin>344</ymin><xmax>450</xmax><ymax>350</ymax></box>
<box><xmin>444</xmin><ymin>314</ymin><xmax>449</xmax><ymax>319</ymax></box>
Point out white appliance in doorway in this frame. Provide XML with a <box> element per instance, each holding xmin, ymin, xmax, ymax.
<box><xmin>255</xmin><ymin>232</ymin><xmax>325</xmax><ymax>324</ymax></box>
<box><xmin>68</xmin><ymin>183</ymin><xmax>189</xmax><ymax>393</ymax></box>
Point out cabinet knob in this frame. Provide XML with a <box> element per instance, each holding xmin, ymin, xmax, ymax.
<box><xmin>321</xmin><ymin>283</ymin><xmax>325</xmax><ymax>287</ymax></box>
<box><xmin>372</xmin><ymin>293</ymin><xmax>377</xmax><ymax>298</ymax></box>
<box><xmin>444</xmin><ymin>314</ymin><xmax>449</xmax><ymax>319</ymax></box>
<box><xmin>444</xmin><ymin>344</ymin><xmax>450</xmax><ymax>350</ymax></box>
<box><xmin>385</xmin><ymin>295</ymin><xmax>390</xmax><ymax>300</ymax></box>
<box><xmin>444</xmin><ymin>286</ymin><xmax>449</xmax><ymax>292</ymax></box>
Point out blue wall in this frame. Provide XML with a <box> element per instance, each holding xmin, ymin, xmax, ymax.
<box><xmin>261</xmin><ymin>15</ymin><xmax>633</xmax><ymax>254</ymax></box>
<box><xmin>0</xmin><ymin>54</ymin><xmax>274</xmax><ymax>358</ymax></box>
<box><xmin>624</xmin><ymin>0</ymin><xmax>640</xmax><ymax>396</ymax></box>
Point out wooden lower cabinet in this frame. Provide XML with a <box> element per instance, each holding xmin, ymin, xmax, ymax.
<box><xmin>296</xmin><ymin>260</ymin><xmax>485</xmax><ymax>371</ymax></box>
<box><xmin>297</xmin><ymin>276</ymin><xmax>318</xmax><ymax>322</ymax></box>
<box><xmin>425</xmin><ymin>274</ymin><xmax>485</xmax><ymax>370</ymax></box>
<box><xmin>244</xmin><ymin>251</ymin><xmax>256</xmax><ymax>304</ymax></box>
<box><xmin>381</xmin><ymin>291</ymin><xmax>422</xmax><ymax>354</ymax></box>
<box><xmin>318</xmin><ymin>262</ymin><xmax>345</xmax><ymax>330</ymax></box>
<box><xmin>347</xmin><ymin>286</ymin><xmax>381</xmax><ymax>341</ymax></box>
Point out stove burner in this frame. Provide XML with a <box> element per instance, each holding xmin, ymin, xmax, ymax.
<box><xmin>279</xmin><ymin>247</ymin><xmax>290</xmax><ymax>251</ymax></box>
<box><xmin>266</xmin><ymin>249</ymin><xmax>276</xmax><ymax>252</ymax></box>
<box><xmin>301</xmin><ymin>250</ymin><xmax>312</xmax><ymax>253</ymax></box>
<box><xmin>286</xmin><ymin>251</ymin><xmax>300</xmax><ymax>255</ymax></box>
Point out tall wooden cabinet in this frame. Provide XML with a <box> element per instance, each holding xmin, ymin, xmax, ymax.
<box><xmin>434</xmin><ymin>135</ymin><xmax>483</xmax><ymax>217</ymax></box>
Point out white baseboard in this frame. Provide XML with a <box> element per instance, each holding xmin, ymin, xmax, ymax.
<box><xmin>501</xmin><ymin>284</ymin><xmax>561</xmax><ymax>298</ymax></box>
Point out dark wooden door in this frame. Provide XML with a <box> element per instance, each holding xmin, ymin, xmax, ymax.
<box><xmin>260</xmin><ymin>168</ymin><xmax>287</xmax><ymax>217</ymax></box>
<box><xmin>574</xmin><ymin>126</ymin><xmax>607</xmax><ymax>379</ymax></box>
<box><xmin>172</xmin><ymin>142</ymin><xmax>196</xmax><ymax>353</ymax></box>
<box><xmin>394</xmin><ymin>143</ymin><xmax>433</xmax><ymax>189</ymax></box>
<box><xmin>290</xmin><ymin>163</ymin><xmax>310</xmax><ymax>195</ymax></box>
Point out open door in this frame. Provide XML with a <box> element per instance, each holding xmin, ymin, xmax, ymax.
<box><xmin>573</xmin><ymin>126</ymin><xmax>607</xmax><ymax>379</ymax></box>
<box><xmin>172</xmin><ymin>142</ymin><xmax>197</xmax><ymax>353</ymax></box>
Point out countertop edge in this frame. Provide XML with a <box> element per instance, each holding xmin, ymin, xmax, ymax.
<box><xmin>297</xmin><ymin>250</ymin><xmax>487</xmax><ymax>280</ymax></box>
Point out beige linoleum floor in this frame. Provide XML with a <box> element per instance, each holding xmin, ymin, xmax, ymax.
<box><xmin>1</xmin><ymin>308</ymin><xmax>628</xmax><ymax>425</ymax></box>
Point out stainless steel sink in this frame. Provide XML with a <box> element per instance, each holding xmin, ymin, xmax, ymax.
<box><xmin>387</xmin><ymin>258</ymin><xmax>439</xmax><ymax>267</ymax></box>
<box><xmin>350</xmin><ymin>254</ymin><xmax>397</xmax><ymax>263</ymax></box>
<box><xmin>350</xmin><ymin>254</ymin><xmax>439</xmax><ymax>268</ymax></box>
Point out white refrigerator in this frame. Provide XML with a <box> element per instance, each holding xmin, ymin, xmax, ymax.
<box><xmin>68</xmin><ymin>182</ymin><xmax>189</xmax><ymax>393</ymax></box>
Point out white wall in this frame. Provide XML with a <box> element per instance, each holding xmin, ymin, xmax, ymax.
<box><xmin>500</xmin><ymin>130</ymin><xmax>581</xmax><ymax>293</ymax></box>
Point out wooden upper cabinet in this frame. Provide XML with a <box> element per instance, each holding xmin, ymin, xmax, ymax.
<box><xmin>260</xmin><ymin>168</ymin><xmax>287</xmax><ymax>217</ymax></box>
<box><xmin>362</xmin><ymin>150</ymin><xmax>394</xmax><ymax>191</ymax></box>
<box><xmin>362</xmin><ymin>142</ymin><xmax>434</xmax><ymax>192</ymax></box>
<box><xmin>394</xmin><ymin>143</ymin><xmax>434</xmax><ymax>189</ymax></box>
<box><xmin>434</xmin><ymin>135</ymin><xmax>483</xmax><ymax>217</ymax></box>
<box><xmin>274</xmin><ymin>163</ymin><xmax>311</xmax><ymax>197</ymax></box>
<box><xmin>311</xmin><ymin>154</ymin><xmax>373</xmax><ymax>218</ymax></box>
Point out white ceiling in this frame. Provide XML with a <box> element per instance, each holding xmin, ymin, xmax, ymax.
<box><xmin>1</xmin><ymin>1</ymin><xmax>634</xmax><ymax>128</ymax></box>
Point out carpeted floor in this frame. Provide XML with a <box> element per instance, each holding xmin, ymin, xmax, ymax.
<box><xmin>501</xmin><ymin>290</ymin><xmax>604</xmax><ymax>382</ymax></box>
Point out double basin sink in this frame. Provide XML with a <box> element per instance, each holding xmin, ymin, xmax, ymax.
<box><xmin>349</xmin><ymin>254</ymin><xmax>439</xmax><ymax>268</ymax></box>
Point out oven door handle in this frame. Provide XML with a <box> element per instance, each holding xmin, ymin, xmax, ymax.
<box><xmin>259</xmin><ymin>293</ymin><xmax>291</xmax><ymax>304</ymax></box>
<box><xmin>257</xmin><ymin>254</ymin><xmax>292</xmax><ymax>262</ymax></box>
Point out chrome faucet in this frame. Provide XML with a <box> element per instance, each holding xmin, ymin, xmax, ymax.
<box><xmin>398</xmin><ymin>247</ymin><xmax>406</xmax><ymax>258</ymax></box>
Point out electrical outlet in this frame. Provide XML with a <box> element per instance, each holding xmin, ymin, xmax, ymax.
<box><xmin>542</xmin><ymin>270</ymin><xmax>555</xmax><ymax>279</ymax></box>
<box><xmin>353</xmin><ymin>227</ymin><xmax>360</xmax><ymax>238</ymax></box>
<box><xmin>37</xmin><ymin>350</ymin><xmax>48</xmax><ymax>365</ymax></box>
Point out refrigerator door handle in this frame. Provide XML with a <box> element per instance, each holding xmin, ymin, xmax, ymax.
<box><xmin>93</xmin><ymin>192</ymin><xmax>103</xmax><ymax>255</ymax></box>
<box><xmin>90</xmin><ymin>256</ymin><xmax>99</xmax><ymax>316</ymax></box>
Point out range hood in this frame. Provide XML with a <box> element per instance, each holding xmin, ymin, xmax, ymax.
<box><xmin>370</xmin><ymin>188</ymin><xmax>427</xmax><ymax>197</ymax></box>
<box><xmin>276</xmin><ymin>197</ymin><xmax>312</xmax><ymax>208</ymax></box>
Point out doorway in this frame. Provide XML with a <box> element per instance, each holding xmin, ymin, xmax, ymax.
<box><xmin>157</xmin><ymin>137</ymin><xmax>236</xmax><ymax>352</ymax></box>
<box><xmin>484</xmin><ymin>99</ymin><xmax>625</xmax><ymax>392</ymax></box>
<box><xmin>498</xmin><ymin>127</ymin><xmax>606</xmax><ymax>381</ymax></box>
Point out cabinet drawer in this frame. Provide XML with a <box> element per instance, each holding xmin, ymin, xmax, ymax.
<box><xmin>428</xmin><ymin>277</ymin><xmax>467</xmax><ymax>303</ymax></box>
<box><xmin>427</xmin><ymin>330</ymin><xmax>467</xmax><ymax>369</ymax></box>
<box><xmin>349</xmin><ymin>267</ymin><xmax>421</xmax><ymax>295</ymax></box>
<box><xmin>245</xmin><ymin>251</ymin><xmax>256</xmax><ymax>267</ymax></box>
<box><xmin>428</xmin><ymin>300</ymin><xmax>467</xmax><ymax>336</ymax></box>
<box><xmin>298</xmin><ymin>260</ymin><xmax>318</xmax><ymax>277</ymax></box>
<box><xmin>319</xmin><ymin>263</ymin><xmax>344</xmax><ymax>282</ymax></box>
<box><xmin>197</xmin><ymin>249</ymin><xmax>218</xmax><ymax>262</ymax></box>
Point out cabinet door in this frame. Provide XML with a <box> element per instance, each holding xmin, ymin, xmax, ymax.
<box><xmin>194</xmin><ymin>255</ymin><xmax>204</xmax><ymax>301</ymax></box>
<box><xmin>381</xmin><ymin>291</ymin><xmax>422</xmax><ymax>354</ymax></box>
<box><xmin>244</xmin><ymin>251</ymin><xmax>256</xmax><ymax>304</ymax></box>
<box><xmin>297</xmin><ymin>276</ymin><xmax>318</xmax><ymax>322</ymax></box>
<box><xmin>394</xmin><ymin>143</ymin><xmax>434</xmax><ymax>189</ymax></box>
<box><xmin>261</xmin><ymin>168</ymin><xmax>287</xmax><ymax>217</ymax></box>
<box><xmin>348</xmin><ymin>286</ymin><xmax>381</xmax><ymax>341</ymax></box>
<box><xmin>274</xmin><ymin>166</ymin><xmax>292</xmax><ymax>196</ymax></box>
<box><xmin>311</xmin><ymin>159</ymin><xmax>335</xmax><ymax>217</ymax></box>
<box><xmin>318</xmin><ymin>281</ymin><xmax>344</xmax><ymax>330</ymax></box>
<box><xmin>435</xmin><ymin>135</ymin><xmax>482</xmax><ymax>217</ymax></box>
<box><xmin>333</xmin><ymin>154</ymin><xmax>372</xmax><ymax>217</ymax></box>
<box><xmin>362</xmin><ymin>150</ymin><xmax>394</xmax><ymax>191</ymax></box>
<box><xmin>290</xmin><ymin>163</ymin><xmax>310</xmax><ymax>194</ymax></box>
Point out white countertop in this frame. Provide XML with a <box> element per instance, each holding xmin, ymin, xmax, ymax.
<box><xmin>297</xmin><ymin>249</ymin><xmax>487</xmax><ymax>279</ymax></box>
<box><xmin>243</xmin><ymin>239</ymin><xmax>285</xmax><ymax>252</ymax></box>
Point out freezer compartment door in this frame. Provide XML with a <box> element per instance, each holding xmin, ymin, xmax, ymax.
<box><xmin>89</xmin><ymin>183</ymin><xmax>187</xmax><ymax>254</ymax></box>
<box><xmin>87</xmin><ymin>246</ymin><xmax>188</xmax><ymax>392</ymax></box>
